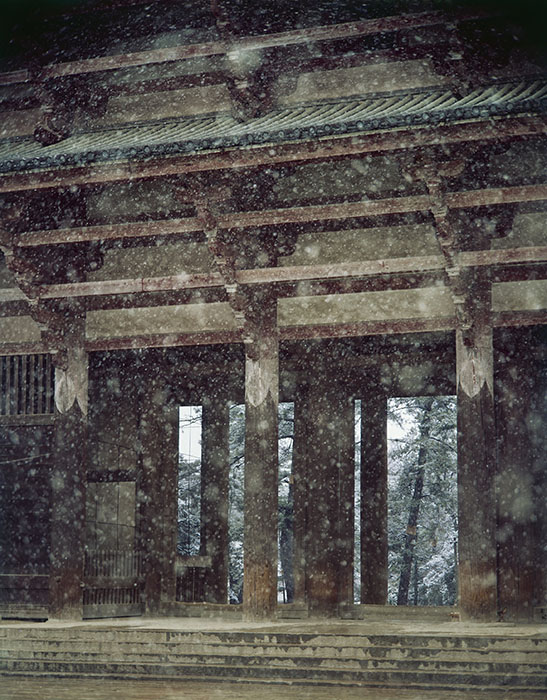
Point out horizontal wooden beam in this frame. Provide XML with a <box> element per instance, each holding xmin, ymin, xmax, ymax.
<box><xmin>85</xmin><ymin>329</ymin><xmax>241</xmax><ymax>352</ymax></box>
<box><xmin>0</xmin><ymin>271</ymin><xmax>446</xmax><ymax>316</ymax></box>
<box><xmin>281</xmin><ymin>317</ymin><xmax>457</xmax><ymax>341</ymax></box>
<box><xmin>2</xmin><ymin>308</ymin><xmax>544</xmax><ymax>357</ymax></box>
<box><xmin>16</xmin><ymin>184</ymin><xmax>547</xmax><ymax>248</ymax></box>
<box><xmin>0</xmin><ymin>414</ymin><xmax>54</xmax><ymax>426</ymax></box>
<box><xmin>239</xmin><ymin>256</ymin><xmax>446</xmax><ymax>285</ymax></box>
<box><xmin>19</xmin><ymin>218</ymin><xmax>202</xmax><ymax>247</ymax></box>
<box><xmin>492</xmin><ymin>310</ymin><xmax>547</xmax><ymax>328</ymax></box>
<box><xmin>38</xmin><ymin>272</ymin><xmax>223</xmax><ymax>298</ymax></box>
<box><xmin>5</xmin><ymin>259</ymin><xmax>541</xmax><ymax>313</ymax></box>
<box><xmin>0</xmin><ymin>246</ymin><xmax>544</xmax><ymax>305</ymax></box>
<box><xmin>447</xmin><ymin>186</ymin><xmax>547</xmax><ymax>210</ymax></box>
<box><xmin>41</xmin><ymin>248</ymin><xmax>547</xmax><ymax>300</ymax></box>
<box><xmin>36</xmin><ymin>273</ymin><xmax>220</xmax><ymax>299</ymax></box>
<box><xmin>0</xmin><ymin>342</ymin><xmax>48</xmax><ymax>356</ymax></box>
<box><xmin>0</xmin><ymin>118</ymin><xmax>543</xmax><ymax>194</ymax></box>
<box><xmin>83</xmin><ymin>309</ymin><xmax>547</xmax><ymax>352</ymax></box>
<box><xmin>459</xmin><ymin>246</ymin><xmax>547</xmax><ymax>268</ymax></box>
<box><xmin>0</xmin><ymin>45</ymin><xmax>462</xmax><ymax>109</ymax></box>
<box><xmin>0</xmin><ymin>10</ymin><xmax>476</xmax><ymax>85</ymax></box>
<box><xmin>84</xmin><ymin>319</ymin><xmax>455</xmax><ymax>352</ymax></box>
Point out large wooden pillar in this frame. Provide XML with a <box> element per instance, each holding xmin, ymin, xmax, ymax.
<box><xmin>139</xmin><ymin>363</ymin><xmax>178</xmax><ymax>614</ymax></box>
<box><xmin>49</xmin><ymin>338</ymin><xmax>88</xmax><ymax>619</ymax></box>
<box><xmin>292</xmin><ymin>384</ymin><xmax>311</xmax><ymax>605</ymax></box>
<box><xmin>200</xmin><ymin>392</ymin><xmax>230</xmax><ymax>604</ymax></box>
<box><xmin>456</xmin><ymin>277</ymin><xmax>497</xmax><ymax>620</ymax></box>
<box><xmin>337</xmin><ymin>385</ymin><xmax>356</xmax><ymax>608</ymax></box>
<box><xmin>360</xmin><ymin>385</ymin><xmax>388</xmax><ymax>605</ymax></box>
<box><xmin>243</xmin><ymin>291</ymin><xmax>279</xmax><ymax>619</ymax></box>
<box><xmin>305</xmin><ymin>374</ymin><xmax>355</xmax><ymax>615</ymax></box>
<box><xmin>496</xmin><ymin>328</ymin><xmax>546</xmax><ymax>620</ymax></box>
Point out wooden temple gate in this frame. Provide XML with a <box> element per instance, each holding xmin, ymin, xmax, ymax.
<box><xmin>0</xmin><ymin>1</ymin><xmax>545</xmax><ymax>623</ymax></box>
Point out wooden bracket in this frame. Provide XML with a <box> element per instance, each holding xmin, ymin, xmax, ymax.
<box><xmin>181</xmin><ymin>184</ymin><xmax>280</xmax><ymax>346</ymax></box>
<box><xmin>210</xmin><ymin>0</ymin><xmax>233</xmax><ymax>41</ymax></box>
<box><xmin>459</xmin><ymin>204</ymin><xmax>518</xmax><ymax>243</ymax></box>
<box><xmin>0</xmin><ymin>206</ymin><xmax>43</xmax><ymax>299</ymax></box>
<box><xmin>27</xmin><ymin>298</ymin><xmax>66</xmax><ymax>351</ymax></box>
<box><xmin>224</xmin><ymin>50</ymin><xmax>279</xmax><ymax>121</ymax></box>
<box><xmin>26</xmin><ymin>299</ymin><xmax>86</xmax><ymax>376</ymax></box>
<box><xmin>0</xmin><ymin>203</ymin><xmax>21</xmax><ymax>251</ymax></box>
<box><xmin>429</xmin><ymin>22</ymin><xmax>474</xmax><ymax>97</ymax></box>
<box><xmin>33</xmin><ymin>76</ymin><xmax>107</xmax><ymax>145</ymax></box>
<box><xmin>211</xmin><ymin>0</ymin><xmax>279</xmax><ymax>120</ymax></box>
<box><xmin>1</xmin><ymin>231</ymin><xmax>99</xmax><ymax>300</ymax></box>
<box><xmin>178</xmin><ymin>185</ymin><xmax>245</xmax><ymax>327</ymax></box>
<box><xmin>238</xmin><ymin>286</ymin><xmax>278</xmax><ymax>360</ymax></box>
<box><xmin>2</xmin><ymin>204</ymin><xmax>97</xmax><ymax>364</ymax></box>
<box><xmin>429</xmin><ymin>20</ymin><xmax>520</xmax><ymax>98</ymax></box>
<box><xmin>405</xmin><ymin>156</ymin><xmax>471</xmax><ymax>329</ymax></box>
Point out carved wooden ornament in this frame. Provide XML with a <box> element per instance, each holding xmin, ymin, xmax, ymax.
<box><xmin>245</xmin><ymin>351</ymin><xmax>278</xmax><ymax>409</ymax></box>
<box><xmin>54</xmin><ymin>345</ymin><xmax>88</xmax><ymax>415</ymax></box>
<box><xmin>456</xmin><ymin>327</ymin><xmax>494</xmax><ymax>399</ymax></box>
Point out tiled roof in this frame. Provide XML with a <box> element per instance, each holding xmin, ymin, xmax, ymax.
<box><xmin>0</xmin><ymin>80</ymin><xmax>545</xmax><ymax>174</ymax></box>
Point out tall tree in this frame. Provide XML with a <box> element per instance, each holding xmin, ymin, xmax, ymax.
<box><xmin>228</xmin><ymin>403</ymin><xmax>245</xmax><ymax>603</ymax></box>
<box><xmin>177</xmin><ymin>455</ymin><xmax>201</xmax><ymax>556</ymax></box>
<box><xmin>388</xmin><ymin>396</ymin><xmax>457</xmax><ymax>606</ymax></box>
<box><xmin>278</xmin><ymin>402</ymin><xmax>294</xmax><ymax>602</ymax></box>
<box><xmin>396</xmin><ymin>396</ymin><xmax>433</xmax><ymax>605</ymax></box>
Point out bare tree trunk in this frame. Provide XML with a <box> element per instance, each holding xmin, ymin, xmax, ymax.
<box><xmin>279</xmin><ymin>482</ymin><xmax>294</xmax><ymax>602</ymax></box>
<box><xmin>397</xmin><ymin>397</ymin><xmax>434</xmax><ymax>606</ymax></box>
<box><xmin>413</xmin><ymin>558</ymin><xmax>419</xmax><ymax>605</ymax></box>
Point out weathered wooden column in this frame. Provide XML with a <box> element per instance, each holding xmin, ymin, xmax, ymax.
<box><xmin>305</xmin><ymin>373</ymin><xmax>355</xmax><ymax>615</ymax></box>
<box><xmin>200</xmin><ymin>391</ymin><xmax>230</xmax><ymax>604</ymax></box>
<box><xmin>49</xmin><ymin>320</ymin><xmax>88</xmax><ymax>619</ymax></box>
<box><xmin>337</xmin><ymin>383</ymin><xmax>356</xmax><ymax>609</ymax></box>
<box><xmin>420</xmin><ymin>161</ymin><xmax>501</xmax><ymax>621</ymax></box>
<box><xmin>456</xmin><ymin>273</ymin><xmax>497</xmax><ymax>620</ymax></box>
<box><xmin>138</xmin><ymin>362</ymin><xmax>178</xmax><ymax>614</ymax></box>
<box><xmin>292</xmin><ymin>383</ymin><xmax>311</xmax><ymax>605</ymax></box>
<box><xmin>243</xmin><ymin>290</ymin><xmax>279</xmax><ymax>619</ymax></box>
<box><xmin>496</xmin><ymin>329</ymin><xmax>546</xmax><ymax>621</ymax></box>
<box><xmin>360</xmin><ymin>384</ymin><xmax>388</xmax><ymax>605</ymax></box>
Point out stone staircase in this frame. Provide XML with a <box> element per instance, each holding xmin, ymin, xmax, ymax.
<box><xmin>1</xmin><ymin>625</ymin><xmax>546</xmax><ymax>693</ymax></box>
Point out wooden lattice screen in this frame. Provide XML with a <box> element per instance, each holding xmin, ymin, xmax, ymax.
<box><xmin>83</xmin><ymin>549</ymin><xmax>143</xmax><ymax>617</ymax></box>
<box><xmin>0</xmin><ymin>354</ymin><xmax>54</xmax><ymax>416</ymax></box>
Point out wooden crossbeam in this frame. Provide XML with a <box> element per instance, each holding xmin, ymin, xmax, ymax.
<box><xmin>1</xmin><ymin>308</ymin><xmax>544</xmax><ymax>357</ymax></box>
<box><xmin>16</xmin><ymin>184</ymin><xmax>547</xmax><ymax>247</ymax></box>
<box><xmin>0</xmin><ymin>118</ymin><xmax>543</xmax><ymax>194</ymax></box>
<box><xmin>2</xmin><ymin>246</ymin><xmax>540</xmax><ymax>302</ymax></box>
<box><xmin>0</xmin><ymin>45</ymin><xmax>465</xmax><ymax>109</ymax></box>
<box><xmin>0</xmin><ymin>10</ymin><xmax>481</xmax><ymax>85</ymax></box>
<box><xmin>84</xmin><ymin>309</ymin><xmax>547</xmax><ymax>351</ymax></box>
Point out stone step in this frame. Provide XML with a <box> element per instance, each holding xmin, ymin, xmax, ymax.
<box><xmin>2</xmin><ymin>647</ymin><xmax>545</xmax><ymax>676</ymax></box>
<box><xmin>1</xmin><ymin>628</ymin><xmax>545</xmax><ymax>653</ymax></box>
<box><xmin>1</xmin><ymin>638</ymin><xmax>545</xmax><ymax>664</ymax></box>
<box><xmin>0</xmin><ymin>605</ymin><xmax>48</xmax><ymax>621</ymax></box>
<box><xmin>2</xmin><ymin>657</ymin><xmax>546</xmax><ymax>689</ymax></box>
<box><xmin>2</xmin><ymin>627</ymin><xmax>544</xmax><ymax>691</ymax></box>
<box><xmin>3</xmin><ymin>668</ymin><xmax>546</xmax><ymax>695</ymax></box>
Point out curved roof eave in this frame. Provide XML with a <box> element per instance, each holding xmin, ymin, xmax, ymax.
<box><xmin>0</xmin><ymin>79</ymin><xmax>545</xmax><ymax>176</ymax></box>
